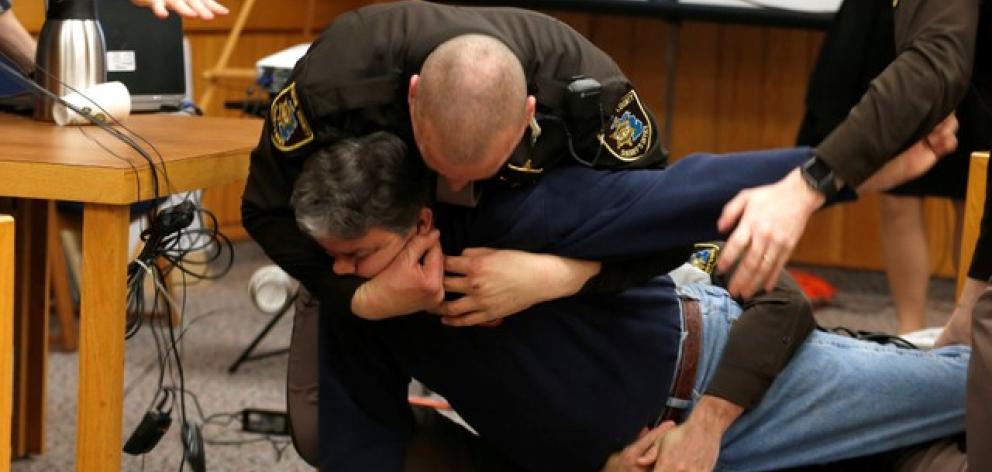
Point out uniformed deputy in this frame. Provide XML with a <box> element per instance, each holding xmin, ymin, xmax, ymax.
<box><xmin>243</xmin><ymin>0</ymin><xmax>672</xmax><ymax>325</ymax></box>
<box><xmin>242</xmin><ymin>1</ymin><xmax>813</xmax><ymax>467</ymax></box>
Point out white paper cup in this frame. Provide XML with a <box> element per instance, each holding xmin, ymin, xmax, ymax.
<box><xmin>249</xmin><ymin>265</ymin><xmax>295</xmax><ymax>314</ymax></box>
<box><xmin>52</xmin><ymin>81</ymin><xmax>131</xmax><ymax>126</ymax></box>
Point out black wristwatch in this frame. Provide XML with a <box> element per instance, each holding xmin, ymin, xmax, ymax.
<box><xmin>800</xmin><ymin>155</ymin><xmax>839</xmax><ymax>199</ymax></box>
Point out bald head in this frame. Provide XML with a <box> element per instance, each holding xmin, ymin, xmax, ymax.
<box><xmin>411</xmin><ymin>34</ymin><xmax>532</xmax><ymax>183</ymax></box>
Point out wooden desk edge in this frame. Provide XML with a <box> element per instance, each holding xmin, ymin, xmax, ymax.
<box><xmin>0</xmin><ymin>148</ymin><xmax>251</xmax><ymax>204</ymax></box>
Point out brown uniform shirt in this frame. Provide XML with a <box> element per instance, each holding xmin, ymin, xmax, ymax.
<box><xmin>816</xmin><ymin>0</ymin><xmax>980</xmax><ymax>186</ymax></box>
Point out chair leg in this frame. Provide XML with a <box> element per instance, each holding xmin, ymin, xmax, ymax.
<box><xmin>48</xmin><ymin>206</ymin><xmax>76</xmax><ymax>352</ymax></box>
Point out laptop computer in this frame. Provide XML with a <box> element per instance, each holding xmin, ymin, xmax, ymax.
<box><xmin>99</xmin><ymin>0</ymin><xmax>186</xmax><ymax>111</ymax></box>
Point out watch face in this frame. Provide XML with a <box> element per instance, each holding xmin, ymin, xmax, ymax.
<box><xmin>802</xmin><ymin>156</ymin><xmax>837</xmax><ymax>196</ymax></box>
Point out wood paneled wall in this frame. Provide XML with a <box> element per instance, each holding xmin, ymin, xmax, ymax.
<box><xmin>12</xmin><ymin>1</ymin><xmax>961</xmax><ymax>276</ymax></box>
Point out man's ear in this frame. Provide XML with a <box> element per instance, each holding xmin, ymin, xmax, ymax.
<box><xmin>525</xmin><ymin>95</ymin><xmax>537</xmax><ymax>122</ymax></box>
<box><xmin>408</xmin><ymin>74</ymin><xmax>420</xmax><ymax>110</ymax></box>
<box><xmin>416</xmin><ymin>207</ymin><xmax>434</xmax><ymax>234</ymax></box>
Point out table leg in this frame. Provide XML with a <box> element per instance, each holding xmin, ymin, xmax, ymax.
<box><xmin>11</xmin><ymin>199</ymin><xmax>48</xmax><ymax>458</ymax></box>
<box><xmin>1</xmin><ymin>214</ymin><xmax>16</xmax><ymax>471</ymax></box>
<box><xmin>76</xmin><ymin>203</ymin><xmax>128</xmax><ymax>472</ymax></box>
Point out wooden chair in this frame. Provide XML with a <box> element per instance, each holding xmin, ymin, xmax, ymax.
<box><xmin>957</xmin><ymin>152</ymin><xmax>989</xmax><ymax>298</ymax></box>
<box><xmin>198</xmin><ymin>0</ymin><xmax>317</xmax><ymax>112</ymax></box>
<box><xmin>0</xmin><ymin>214</ymin><xmax>15</xmax><ymax>471</ymax></box>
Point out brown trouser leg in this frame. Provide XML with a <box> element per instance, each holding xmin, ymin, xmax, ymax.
<box><xmin>894</xmin><ymin>439</ymin><xmax>967</xmax><ymax>472</ymax></box>
<box><xmin>287</xmin><ymin>287</ymin><xmax>320</xmax><ymax>467</ymax></box>
<box><xmin>968</xmin><ymin>291</ymin><xmax>992</xmax><ymax>470</ymax></box>
<box><xmin>899</xmin><ymin>290</ymin><xmax>992</xmax><ymax>472</ymax></box>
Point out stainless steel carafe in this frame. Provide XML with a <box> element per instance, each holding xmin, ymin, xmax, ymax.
<box><xmin>33</xmin><ymin>0</ymin><xmax>107</xmax><ymax>121</ymax></box>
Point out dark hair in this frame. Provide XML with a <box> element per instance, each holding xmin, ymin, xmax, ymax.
<box><xmin>291</xmin><ymin>132</ymin><xmax>431</xmax><ymax>240</ymax></box>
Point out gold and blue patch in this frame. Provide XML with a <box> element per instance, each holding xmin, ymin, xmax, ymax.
<box><xmin>600</xmin><ymin>89</ymin><xmax>652</xmax><ymax>162</ymax></box>
<box><xmin>688</xmin><ymin>242</ymin><xmax>722</xmax><ymax>275</ymax></box>
<box><xmin>270</xmin><ymin>82</ymin><xmax>314</xmax><ymax>153</ymax></box>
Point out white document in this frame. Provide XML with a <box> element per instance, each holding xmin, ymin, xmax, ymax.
<box><xmin>679</xmin><ymin>0</ymin><xmax>842</xmax><ymax>14</ymax></box>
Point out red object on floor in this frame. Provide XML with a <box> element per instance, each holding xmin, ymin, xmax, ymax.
<box><xmin>787</xmin><ymin>268</ymin><xmax>837</xmax><ymax>307</ymax></box>
<box><xmin>408</xmin><ymin>395</ymin><xmax>452</xmax><ymax>410</ymax></box>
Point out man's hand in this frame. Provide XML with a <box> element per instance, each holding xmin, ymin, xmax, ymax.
<box><xmin>636</xmin><ymin>396</ymin><xmax>743</xmax><ymax>472</ymax></box>
<box><xmin>131</xmin><ymin>0</ymin><xmax>229</xmax><ymax>20</ymax></box>
<box><xmin>926</xmin><ymin>113</ymin><xmax>959</xmax><ymax>157</ymax></box>
<box><xmin>438</xmin><ymin>248</ymin><xmax>600</xmax><ymax>327</ymax></box>
<box><xmin>601</xmin><ymin>422</ymin><xmax>677</xmax><ymax>472</ymax></box>
<box><xmin>716</xmin><ymin>168</ymin><xmax>824</xmax><ymax>298</ymax></box>
<box><xmin>351</xmin><ymin>230</ymin><xmax>444</xmax><ymax>320</ymax></box>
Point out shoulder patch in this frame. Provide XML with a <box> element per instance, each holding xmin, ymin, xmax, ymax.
<box><xmin>599</xmin><ymin>90</ymin><xmax>653</xmax><ymax>162</ymax></box>
<box><xmin>270</xmin><ymin>82</ymin><xmax>315</xmax><ymax>153</ymax></box>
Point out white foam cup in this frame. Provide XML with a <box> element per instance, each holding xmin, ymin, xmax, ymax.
<box><xmin>52</xmin><ymin>81</ymin><xmax>131</xmax><ymax>126</ymax></box>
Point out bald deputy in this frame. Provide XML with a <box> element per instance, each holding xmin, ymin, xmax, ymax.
<box><xmin>242</xmin><ymin>0</ymin><xmax>669</xmax><ymax>321</ymax></box>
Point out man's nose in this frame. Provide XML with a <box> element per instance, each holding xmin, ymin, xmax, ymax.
<box><xmin>332</xmin><ymin>258</ymin><xmax>356</xmax><ymax>275</ymax></box>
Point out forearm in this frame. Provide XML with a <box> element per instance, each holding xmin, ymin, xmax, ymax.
<box><xmin>817</xmin><ymin>0</ymin><xmax>979</xmax><ymax>187</ymax></box>
<box><xmin>539</xmin><ymin>148</ymin><xmax>812</xmax><ymax>260</ymax></box>
<box><xmin>0</xmin><ymin>9</ymin><xmax>36</xmax><ymax>74</ymax></box>
<box><xmin>706</xmin><ymin>268</ymin><xmax>815</xmax><ymax>408</ymax></box>
<box><xmin>684</xmin><ymin>395</ymin><xmax>743</xmax><ymax>435</ymax></box>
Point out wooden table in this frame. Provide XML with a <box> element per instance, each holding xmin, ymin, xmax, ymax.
<box><xmin>0</xmin><ymin>113</ymin><xmax>261</xmax><ymax>471</ymax></box>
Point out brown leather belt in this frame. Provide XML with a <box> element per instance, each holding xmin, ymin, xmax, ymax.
<box><xmin>659</xmin><ymin>298</ymin><xmax>701</xmax><ymax>424</ymax></box>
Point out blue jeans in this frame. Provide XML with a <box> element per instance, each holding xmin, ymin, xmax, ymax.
<box><xmin>676</xmin><ymin>283</ymin><xmax>970</xmax><ymax>472</ymax></box>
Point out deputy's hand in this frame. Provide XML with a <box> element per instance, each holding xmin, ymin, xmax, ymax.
<box><xmin>438</xmin><ymin>248</ymin><xmax>600</xmax><ymax>327</ymax></box>
<box><xmin>717</xmin><ymin>168</ymin><xmax>824</xmax><ymax>298</ymax></box>
<box><xmin>858</xmin><ymin>113</ymin><xmax>958</xmax><ymax>193</ymax></box>
<box><xmin>601</xmin><ymin>423</ymin><xmax>677</xmax><ymax>472</ymax></box>
<box><xmin>637</xmin><ymin>396</ymin><xmax>742</xmax><ymax>472</ymax></box>
<box><xmin>351</xmin><ymin>230</ymin><xmax>444</xmax><ymax>320</ymax></box>
<box><xmin>926</xmin><ymin>113</ymin><xmax>959</xmax><ymax>157</ymax></box>
<box><xmin>131</xmin><ymin>0</ymin><xmax>229</xmax><ymax>20</ymax></box>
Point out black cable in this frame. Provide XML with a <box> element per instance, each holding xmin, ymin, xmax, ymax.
<box><xmin>1</xmin><ymin>42</ymin><xmax>246</xmax><ymax>472</ymax></box>
<box><xmin>25</xmin><ymin>53</ymin><xmax>183</xmax><ymax>201</ymax></box>
<box><xmin>0</xmin><ymin>51</ymin><xmax>166</xmax><ymax>205</ymax></box>
<box><xmin>78</xmin><ymin>125</ymin><xmax>143</xmax><ymax>207</ymax></box>
<box><xmin>124</xmin><ymin>308</ymin><xmax>234</xmax><ymax>398</ymax></box>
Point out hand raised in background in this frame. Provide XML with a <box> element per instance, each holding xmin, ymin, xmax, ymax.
<box><xmin>131</xmin><ymin>0</ymin><xmax>229</xmax><ymax>20</ymax></box>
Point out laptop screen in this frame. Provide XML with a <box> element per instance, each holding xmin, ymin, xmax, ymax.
<box><xmin>99</xmin><ymin>0</ymin><xmax>185</xmax><ymax>109</ymax></box>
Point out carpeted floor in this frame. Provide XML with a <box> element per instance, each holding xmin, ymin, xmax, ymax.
<box><xmin>10</xmin><ymin>241</ymin><xmax>958</xmax><ymax>472</ymax></box>
<box><xmin>13</xmin><ymin>241</ymin><xmax>311</xmax><ymax>472</ymax></box>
